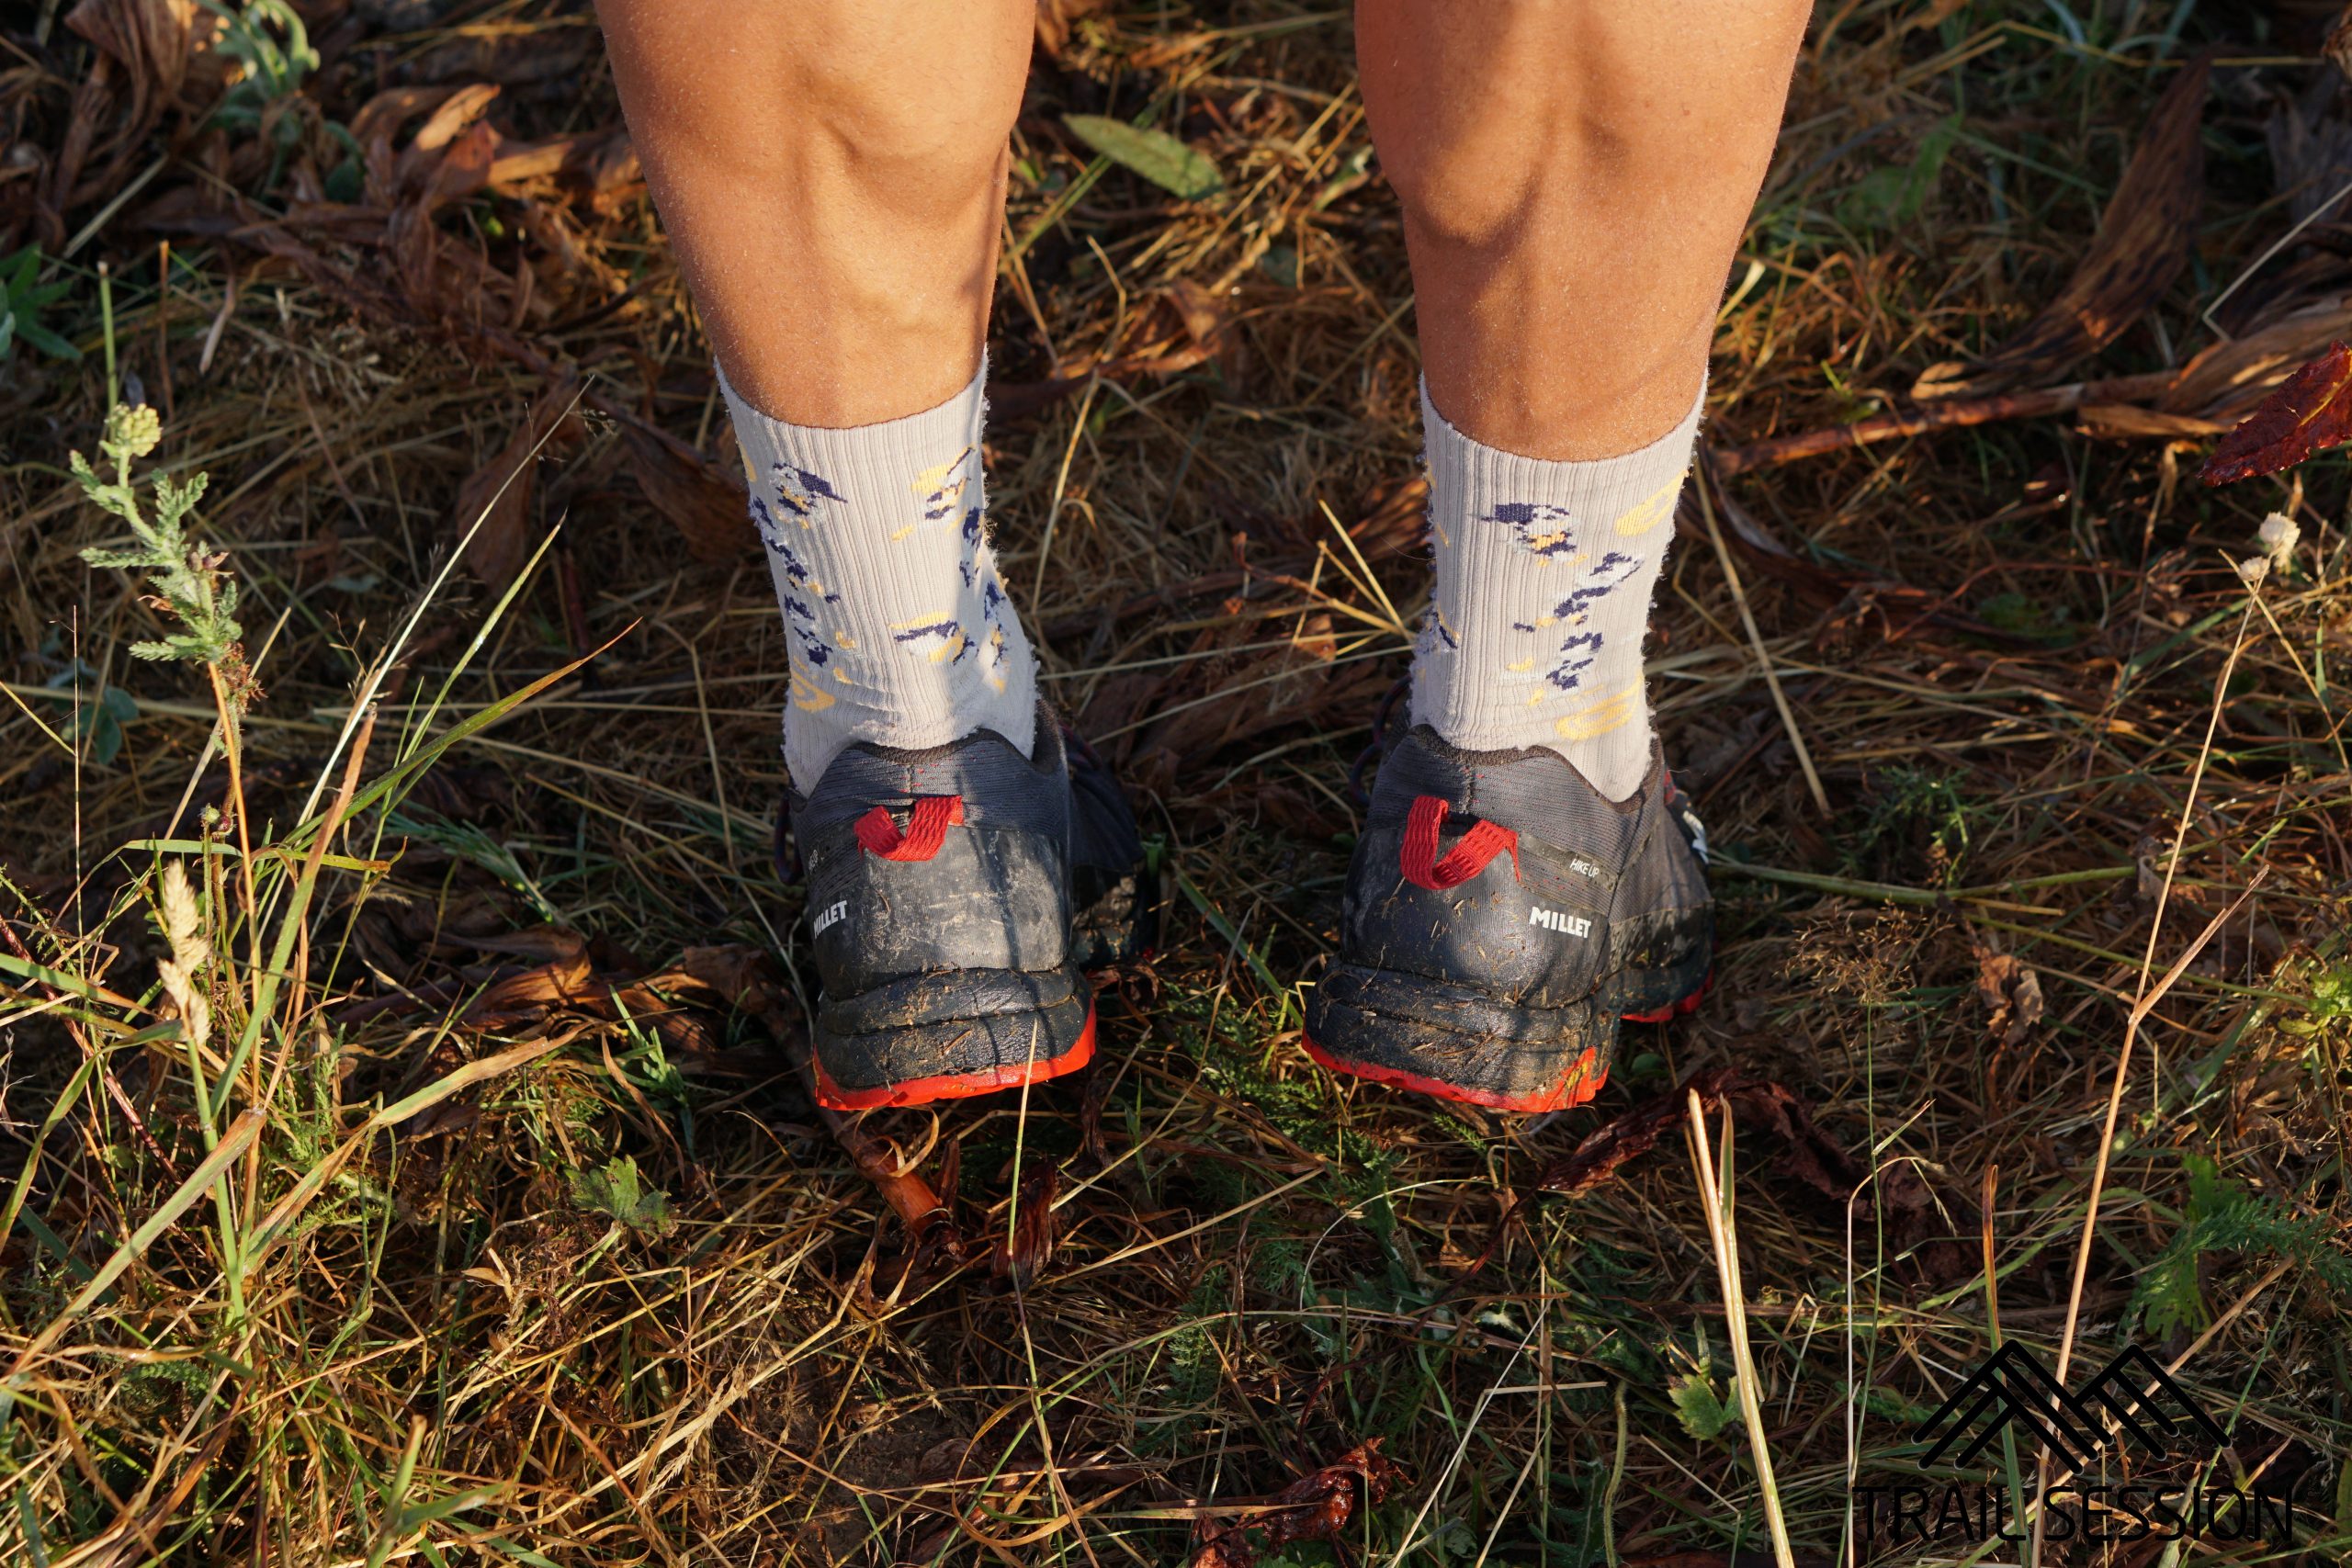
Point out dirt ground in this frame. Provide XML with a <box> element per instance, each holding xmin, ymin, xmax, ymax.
<box><xmin>4</xmin><ymin>2</ymin><xmax>2350</xmax><ymax>1564</ymax></box>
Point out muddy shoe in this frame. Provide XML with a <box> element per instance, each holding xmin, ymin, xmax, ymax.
<box><xmin>1303</xmin><ymin>725</ymin><xmax>1712</xmax><ymax>1113</ymax></box>
<box><xmin>783</xmin><ymin>705</ymin><xmax>1146</xmax><ymax>1111</ymax></box>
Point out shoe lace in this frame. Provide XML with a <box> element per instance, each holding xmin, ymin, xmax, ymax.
<box><xmin>1399</xmin><ymin>795</ymin><xmax>1518</xmax><ymax>890</ymax></box>
<box><xmin>855</xmin><ymin>795</ymin><xmax>966</xmax><ymax>861</ymax></box>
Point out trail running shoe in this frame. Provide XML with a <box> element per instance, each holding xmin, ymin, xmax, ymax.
<box><xmin>1303</xmin><ymin>725</ymin><xmax>1711</xmax><ymax>1113</ymax></box>
<box><xmin>781</xmin><ymin>704</ymin><xmax>1147</xmax><ymax>1111</ymax></box>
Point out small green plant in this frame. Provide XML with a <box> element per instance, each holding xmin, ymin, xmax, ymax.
<box><xmin>37</xmin><ymin>660</ymin><xmax>139</xmax><ymax>766</ymax></box>
<box><xmin>2132</xmin><ymin>1154</ymin><xmax>2352</xmax><ymax>1337</ymax></box>
<box><xmin>2304</xmin><ymin>962</ymin><xmax>2352</xmax><ymax>1021</ymax></box>
<box><xmin>1668</xmin><ymin>1359</ymin><xmax>1741</xmax><ymax>1442</ymax></box>
<box><xmin>74</xmin><ymin>404</ymin><xmax>243</xmax><ymax>677</ymax></box>
<box><xmin>1854</xmin><ymin>764</ymin><xmax>1981</xmax><ymax>886</ymax></box>
<box><xmin>568</xmin><ymin>1156</ymin><xmax>675</xmax><ymax>1239</ymax></box>
<box><xmin>1838</xmin><ymin>113</ymin><xmax>1961</xmax><ymax>233</ymax></box>
<box><xmin>199</xmin><ymin>0</ymin><xmax>319</xmax><ymax>126</ymax></box>
<box><xmin>0</xmin><ymin>245</ymin><xmax>81</xmax><ymax>363</ymax></box>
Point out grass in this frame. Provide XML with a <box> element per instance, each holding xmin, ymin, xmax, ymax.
<box><xmin>5</xmin><ymin>0</ymin><xmax>2352</xmax><ymax>1563</ymax></box>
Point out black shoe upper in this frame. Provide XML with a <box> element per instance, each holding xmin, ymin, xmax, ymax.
<box><xmin>1341</xmin><ymin>725</ymin><xmax>1709</xmax><ymax>1010</ymax></box>
<box><xmin>1306</xmin><ymin>725</ymin><xmax>1711</xmax><ymax>1109</ymax></box>
<box><xmin>792</xmin><ymin>711</ymin><xmax>1076</xmax><ymax>996</ymax></box>
<box><xmin>779</xmin><ymin>704</ymin><xmax>1147</xmax><ymax>1103</ymax></box>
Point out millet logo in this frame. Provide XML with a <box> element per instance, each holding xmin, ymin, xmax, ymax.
<box><xmin>811</xmin><ymin>898</ymin><xmax>848</xmax><ymax>936</ymax></box>
<box><xmin>1855</xmin><ymin>1344</ymin><xmax>2318</xmax><ymax>1550</ymax></box>
<box><xmin>1530</xmin><ymin>906</ymin><xmax>1591</xmax><ymax>938</ymax></box>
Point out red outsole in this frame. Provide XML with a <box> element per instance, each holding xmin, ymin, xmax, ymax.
<box><xmin>1619</xmin><ymin>966</ymin><xmax>1714</xmax><ymax>1025</ymax></box>
<box><xmin>1301</xmin><ymin>1037</ymin><xmax>1607</xmax><ymax>1115</ymax></box>
<box><xmin>814</xmin><ymin>1004</ymin><xmax>1097</xmax><ymax>1111</ymax></box>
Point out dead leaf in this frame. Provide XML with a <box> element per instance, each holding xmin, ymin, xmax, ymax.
<box><xmin>989</xmin><ymin>1164</ymin><xmax>1061</xmax><ymax>1285</ymax></box>
<box><xmin>466</xmin><ymin>952</ymin><xmax>598</xmax><ymax>1018</ymax></box>
<box><xmin>618</xmin><ymin>423</ymin><xmax>753</xmax><ymax>564</ymax></box>
<box><xmin>2330</xmin><ymin>8</ymin><xmax>2352</xmax><ymax>80</ymax></box>
<box><xmin>833</xmin><ymin>1117</ymin><xmax>955</xmax><ymax>1245</ymax></box>
<box><xmin>425</xmin><ymin>118</ymin><xmax>501</xmax><ymax>209</ymax></box>
<box><xmin>650</xmin><ymin>946</ymin><xmax>785</xmax><ymax>1015</ymax></box>
<box><xmin>2075</xmin><ymin>404</ymin><xmax>2228</xmax><ymax>441</ymax></box>
<box><xmin>1035</xmin><ymin>0</ymin><xmax>1104</xmax><ymax>61</ymax></box>
<box><xmin>1973</xmin><ymin>944</ymin><xmax>2045</xmax><ymax>1050</ymax></box>
<box><xmin>64</xmin><ymin>0</ymin><xmax>195</xmax><ymax>138</ymax></box>
<box><xmin>410</xmin><ymin>83</ymin><xmax>501</xmax><ymax>157</ymax></box>
<box><xmin>1165</xmin><ymin>277</ymin><xmax>1226</xmax><ymax>347</ymax></box>
<box><xmin>352</xmin><ymin>84</ymin><xmax>468</xmax><ymax>203</ymax></box>
<box><xmin>2162</xmin><ymin>292</ymin><xmax>2352</xmax><ymax>417</ymax></box>
<box><xmin>464</xmin><ymin>928</ymin><xmax>588</xmax><ymax>966</ymax></box>
<box><xmin>449</xmin><ymin>377</ymin><xmax>583</xmax><ymax>590</ymax></box>
<box><xmin>1914</xmin><ymin>53</ymin><xmax>2209</xmax><ymax>400</ymax></box>
<box><xmin>567</xmin><ymin>130</ymin><xmax>642</xmax><ymax>214</ymax></box>
<box><xmin>2199</xmin><ymin>338</ymin><xmax>2352</xmax><ymax>483</ymax></box>
<box><xmin>1189</xmin><ymin>1441</ymin><xmax>1410</xmax><ymax>1568</ymax></box>
<box><xmin>1534</xmin><ymin>1067</ymin><xmax>1864</xmax><ymax>1202</ymax></box>
<box><xmin>2264</xmin><ymin>73</ymin><xmax>2352</xmax><ymax>232</ymax></box>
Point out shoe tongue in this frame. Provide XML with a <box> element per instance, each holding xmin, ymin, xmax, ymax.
<box><xmin>1374</xmin><ymin>726</ymin><xmax>1652</xmax><ymax>859</ymax></box>
<box><xmin>797</xmin><ymin>723</ymin><xmax>1069</xmax><ymax>842</ymax></box>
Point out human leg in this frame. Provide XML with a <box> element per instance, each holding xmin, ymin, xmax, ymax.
<box><xmin>1308</xmin><ymin>0</ymin><xmax>1807</xmax><ymax>1111</ymax></box>
<box><xmin>597</xmin><ymin>2</ymin><xmax>1145</xmax><ymax>1108</ymax></box>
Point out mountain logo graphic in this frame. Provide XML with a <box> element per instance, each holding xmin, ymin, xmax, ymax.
<box><xmin>1915</xmin><ymin>1344</ymin><xmax>2231</xmax><ymax>1477</ymax></box>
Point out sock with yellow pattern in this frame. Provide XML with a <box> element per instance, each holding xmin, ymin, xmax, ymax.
<box><xmin>719</xmin><ymin>355</ymin><xmax>1037</xmax><ymax>793</ymax></box>
<box><xmin>1408</xmin><ymin>377</ymin><xmax>1703</xmax><ymax>802</ymax></box>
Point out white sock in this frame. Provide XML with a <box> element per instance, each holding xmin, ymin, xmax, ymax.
<box><xmin>1408</xmin><ymin>378</ymin><xmax>1703</xmax><ymax>802</ymax></box>
<box><xmin>720</xmin><ymin>357</ymin><xmax>1038</xmax><ymax>792</ymax></box>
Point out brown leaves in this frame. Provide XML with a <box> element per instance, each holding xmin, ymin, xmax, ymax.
<box><xmin>450</xmin><ymin>377</ymin><xmax>584</xmax><ymax>589</ymax></box>
<box><xmin>2199</xmin><ymin>340</ymin><xmax>2352</xmax><ymax>483</ymax></box>
<box><xmin>1534</xmin><ymin>1067</ymin><xmax>1863</xmax><ymax>1202</ymax></box>
<box><xmin>1035</xmin><ymin>0</ymin><xmax>1107</xmax><ymax>62</ymax></box>
<box><xmin>1973</xmin><ymin>943</ymin><xmax>2045</xmax><ymax>1050</ymax></box>
<box><xmin>1190</xmin><ymin>1442</ymin><xmax>1410</xmax><ymax>1568</ymax></box>
<box><xmin>339</xmin><ymin>928</ymin><xmax>780</xmax><ymax>1073</ymax></box>
<box><xmin>44</xmin><ymin>0</ymin><xmax>198</xmax><ymax>245</ymax></box>
<box><xmin>617</xmin><ymin>423</ymin><xmax>754</xmax><ymax>565</ymax></box>
<box><xmin>989</xmin><ymin>1165</ymin><xmax>1061</xmax><ymax>1286</ymax></box>
<box><xmin>1913</xmin><ymin>53</ymin><xmax>2210</xmax><ymax>400</ymax></box>
<box><xmin>1518</xmin><ymin>1067</ymin><xmax>1972</xmax><ymax>1287</ymax></box>
<box><xmin>824</xmin><ymin>1113</ymin><xmax>955</xmax><ymax>1247</ymax></box>
<box><xmin>64</xmin><ymin>0</ymin><xmax>195</xmax><ymax>138</ymax></box>
<box><xmin>992</xmin><ymin>278</ymin><xmax>1238</xmax><ymax>420</ymax></box>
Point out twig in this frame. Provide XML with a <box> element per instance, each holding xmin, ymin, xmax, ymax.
<box><xmin>1710</xmin><ymin>368</ymin><xmax>2175</xmax><ymax>477</ymax></box>
<box><xmin>1694</xmin><ymin>468</ymin><xmax>1831</xmax><ymax>816</ymax></box>
<box><xmin>1686</xmin><ymin>1095</ymin><xmax>1797</xmax><ymax>1568</ymax></box>
<box><xmin>2035</xmin><ymin>601</ymin><xmax>2263</xmax><ymax>1567</ymax></box>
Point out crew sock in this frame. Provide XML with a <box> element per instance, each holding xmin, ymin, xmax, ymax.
<box><xmin>1408</xmin><ymin>378</ymin><xmax>1703</xmax><ymax>801</ymax></box>
<box><xmin>719</xmin><ymin>356</ymin><xmax>1037</xmax><ymax>792</ymax></box>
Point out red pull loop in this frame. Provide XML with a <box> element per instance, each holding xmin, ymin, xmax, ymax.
<box><xmin>1399</xmin><ymin>795</ymin><xmax>1519</xmax><ymax>890</ymax></box>
<box><xmin>855</xmin><ymin>795</ymin><xmax>966</xmax><ymax>862</ymax></box>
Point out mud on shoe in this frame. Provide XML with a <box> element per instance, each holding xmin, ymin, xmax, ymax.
<box><xmin>783</xmin><ymin>705</ymin><xmax>1147</xmax><ymax>1111</ymax></box>
<box><xmin>1304</xmin><ymin>726</ymin><xmax>1712</xmax><ymax>1113</ymax></box>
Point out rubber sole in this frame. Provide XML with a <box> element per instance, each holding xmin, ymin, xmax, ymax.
<box><xmin>1620</xmin><ymin>966</ymin><xmax>1713</xmax><ymax>1025</ymax></box>
<box><xmin>1304</xmin><ymin>958</ymin><xmax>1711</xmax><ymax>1114</ymax></box>
<box><xmin>1302</xmin><ymin>964</ymin><xmax>1613</xmax><ymax>1113</ymax></box>
<box><xmin>815</xmin><ymin>1000</ymin><xmax>1097</xmax><ymax>1111</ymax></box>
<box><xmin>1303</xmin><ymin>1035</ymin><xmax>1607</xmax><ymax>1114</ymax></box>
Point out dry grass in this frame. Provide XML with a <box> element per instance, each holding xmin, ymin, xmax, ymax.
<box><xmin>4</xmin><ymin>1</ymin><xmax>2351</xmax><ymax>1564</ymax></box>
